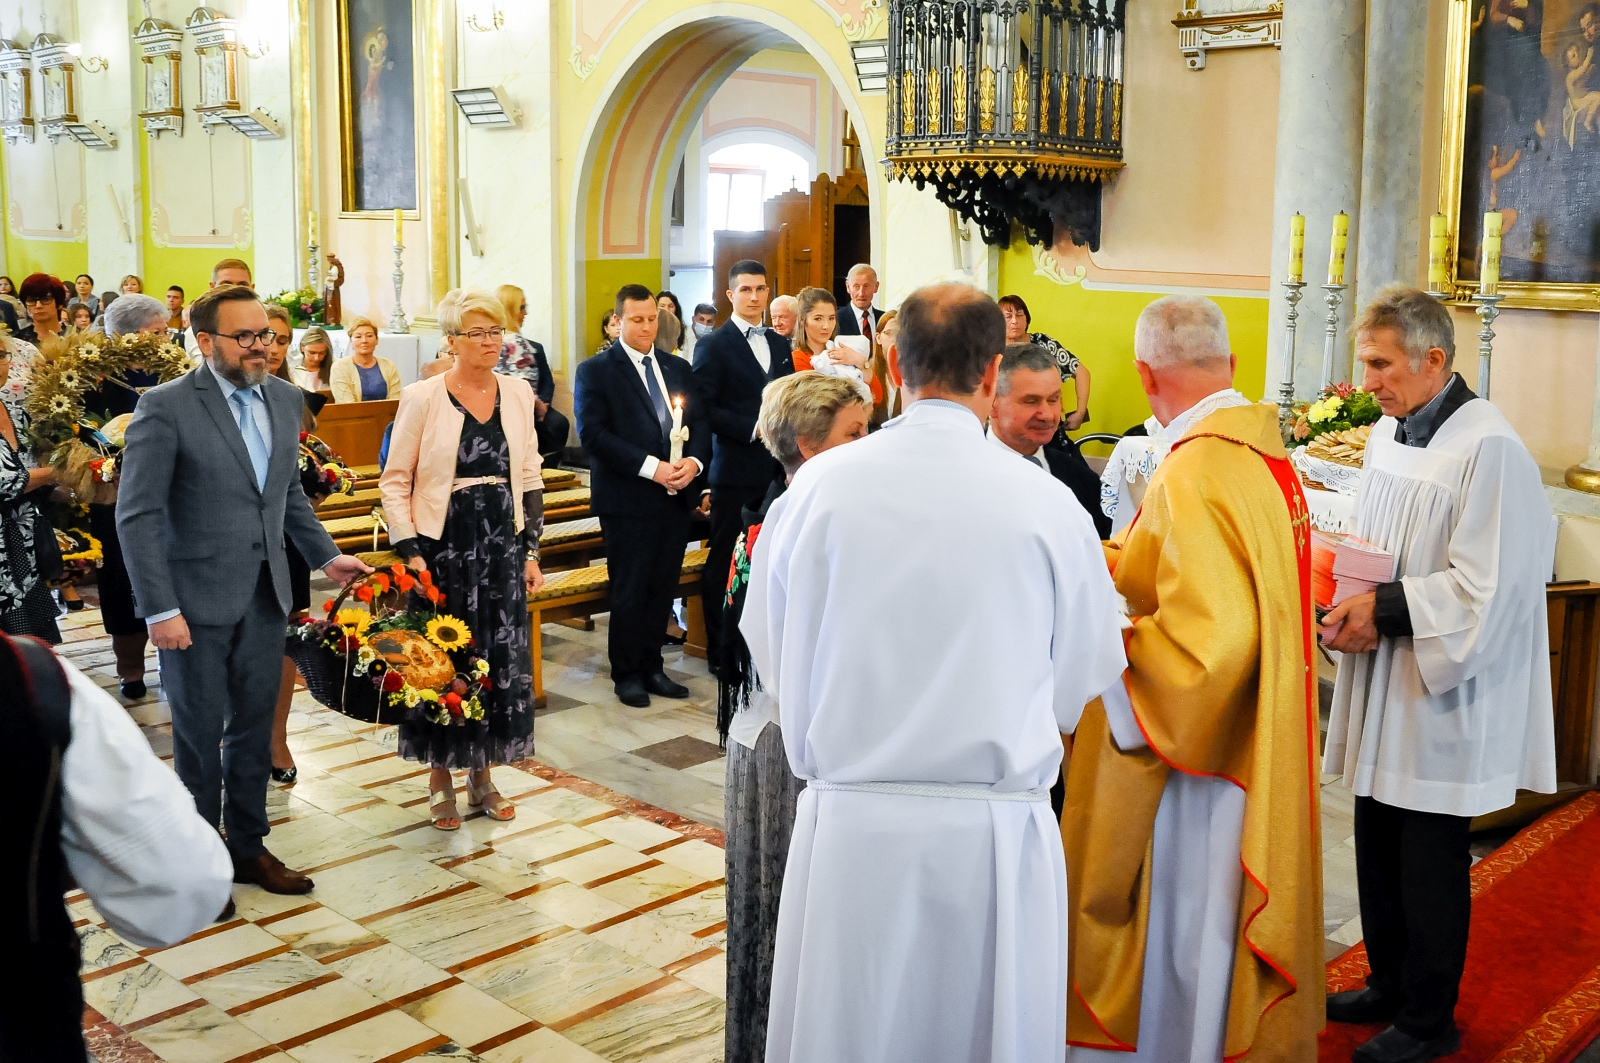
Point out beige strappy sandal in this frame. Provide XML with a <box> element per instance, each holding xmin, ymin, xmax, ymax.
<box><xmin>465</xmin><ymin>774</ymin><xmax>516</xmax><ymax>822</ymax></box>
<box><xmin>429</xmin><ymin>788</ymin><xmax>461</xmax><ymax>831</ymax></box>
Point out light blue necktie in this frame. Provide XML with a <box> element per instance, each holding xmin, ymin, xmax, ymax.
<box><xmin>231</xmin><ymin>389</ymin><xmax>269</xmax><ymax>492</ymax></box>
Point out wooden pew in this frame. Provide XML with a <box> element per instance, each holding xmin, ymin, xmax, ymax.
<box><xmin>342</xmin><ymin>465</ymin><xmax>578</xmax><ymax>494</ymax></box>
<box><xmin>312</xmin><ymin>400</ymin><xmax>397</xmax><ymax>467</ymax></box>
<box><xmin>324</xmin><ymin>487</ymin><xmax>593</xmax><ymax>552</ymax></box>
<box><xmin>526</xmin><ymin>548</ymin><xmax>709</xmax><ymax>708</ymax></box>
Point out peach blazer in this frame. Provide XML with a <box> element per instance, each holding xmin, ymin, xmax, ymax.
<box><xmin>379</xmin><ymin>373</ymin><xmax>543</xmax><ymax>544</ymax></box>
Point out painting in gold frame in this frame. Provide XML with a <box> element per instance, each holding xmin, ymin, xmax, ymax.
<box><xmin>1440</xmin><ymin>0</ymin><xmax>1600</xmax><ymax>310</ymax></box>
<box><xmin>337</xmin><ymin>0</ymin><xmax>420</xmax><ymax>215</ymax></box>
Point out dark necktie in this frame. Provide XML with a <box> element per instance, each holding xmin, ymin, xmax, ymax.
<box><xmin>861</xmin><ymin>310</ymin><xmax>873</xmax><ymax>342</ymax></box>
<box><xmin>641</xmin><ymin>355</ymin><xmax>672</xmax><ymax>447</ymax></box>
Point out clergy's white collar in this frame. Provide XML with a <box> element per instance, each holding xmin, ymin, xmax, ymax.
<box><xmin>1161</xmin><ymin>388</ymin><xmax>1250</xmax><ymax>443</ymax></box>
<box><xmin>985</xmin><ymin>424</ymin><xmax>1041</xmax><ymax>458</ymax></box>
<box><xmin>897</xmin><ymin>397</ymin><xmax>983</xmax><ymax>431</ymax></box>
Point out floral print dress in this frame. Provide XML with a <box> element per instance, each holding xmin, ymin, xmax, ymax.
<box><xmin>0</xmin><ymin>394</ymin><xmax>59</xmax><ymax>642</ymax></box>
<box><xmin>396</xmin><ymin>393</ymin><xmax>535</xmax><ymax>770</ymax></box>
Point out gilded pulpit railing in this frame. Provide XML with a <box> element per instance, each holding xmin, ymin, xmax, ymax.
<box><xmin>885</xmin><ymin>0</ymin><xmax>1127</xmax><ymax>249</ymax></box>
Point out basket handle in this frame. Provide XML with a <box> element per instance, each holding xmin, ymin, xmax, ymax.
<box><xmin>322</xmin><ymin>562</ymin><xmax>440</xmax><ymax>621</ymax></box>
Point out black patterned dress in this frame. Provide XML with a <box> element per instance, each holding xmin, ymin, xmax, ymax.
<box><xmin>396</xmin><ymin>394</ymin><xmax>535</xmax><ymax>770</ymax></box>
<box><xmin>0</xmin><ymin>395</ymin><xmax>59</xmax><ymax>643</ymax></box>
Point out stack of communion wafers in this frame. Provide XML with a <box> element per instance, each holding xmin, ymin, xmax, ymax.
<box><xmin>1304</xmin><ymin>424</ymin><xmax>1372</xmax><ymax>468</ymax></box>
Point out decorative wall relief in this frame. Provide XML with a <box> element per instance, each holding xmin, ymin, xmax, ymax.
<box><xmin>0</xmin><ymin>30</ymin><xmax>32</xmax><ymax>145</ymax></box>
<box><xmin>135</xmin><ymin>8</ymin><xmax>184</xmax><ymax>138</ymax></box>
<box><xmin>1172</xmin><ymin>0</ymin><xmax>1283</xmax><ymax>71</ymax></box>
<box><xmin>338</xmin><ymin>0</ymin><xmax>419</xmax><ymax>212</ymax></box>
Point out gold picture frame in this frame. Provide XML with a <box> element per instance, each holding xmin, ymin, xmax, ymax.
<box><xmin>1438</xmin><ymin>0</ymin><xmax>1600</xmax><ymax>311</ymax></box>
<box><xmin>336</xmin><ymin>0</ymin><xmax>422</xmax><ymax>216</ymax></box>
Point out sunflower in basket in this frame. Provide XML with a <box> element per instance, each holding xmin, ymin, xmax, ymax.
<box><xmin>292</xmin><ymin>565</ymin><xmax>489</xmax><ymax>726</ymax></box>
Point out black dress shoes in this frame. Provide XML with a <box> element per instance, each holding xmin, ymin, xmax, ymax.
<box><xmin>119</xmin><ymin>679</ymin><xmax>147</xmax><ymax>701</ymax></box>
<box><xmin>1353</xmin><ymin>1024</ymin><xmax>1461</xmax><ymax>1063</ymax></box>
<box><xmin>217</xmin><ymin>898</ymin><xmax>236</xmax><ymax>922</ymax></box>
<box><xmin>643</xmin><ymin>672</ymin><xmax>690</xmax><ymax>699</ymax></box>
<box><xmin>615</xmin><ymin>678</ymin><xmax>651</xmax><ymax>708</ymax></box>
<box><xmin>1328</xmin><ymin>987</ymin><xmax>1402</xmax><ymax>1025</ymax></box>
<box><xmin>270</xmin><ymin>765</ymin><xmax>298</xmax><ymax>785</ymax></box>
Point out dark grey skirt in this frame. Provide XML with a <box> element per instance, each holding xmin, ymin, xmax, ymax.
<box><xmin>724</xmin><ymin>719</ymin><xmax>806</xmax><ymax>1063</ymax></box>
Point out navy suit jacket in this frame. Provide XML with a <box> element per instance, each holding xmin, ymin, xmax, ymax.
<box><xmin>834</xmin><ymin>303</ymin><xmax>883</xmax><ymax>338</ymax></box>
<box><xmin>575</xmin><ymin>343</ymin><xmax>711</xmax><ymax>517</ymax></box>
<box><xmin>690</xmin><ymin>319</ymin><xmax>793</xmax><ymax>488</ymax></box>
<box><xmin>1043</xmin><ymin>437</ymin><xmax>1112</xmax><ymax>539</ymax></box>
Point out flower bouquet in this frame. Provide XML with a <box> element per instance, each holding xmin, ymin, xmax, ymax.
<box><xmin>298</xmin><ymin>432</ymin><xmax>356</xmax><ymax>501</ymax></box>
<box><xmin>267</xmin><ymin>287</ymin><xmax>326</xmax><ymax>328</ymax></box>
<box><xmin>1288</xmin><ymin>383</ymin><xmax>1382</xmax><ymax>447</ymax></box>
<box><xmin>287</xmin><ymin>564</ymin><xmax>491</xmax><ymax>727</ymax></box>
<box><xmin>25</xmin><ymin>330</ymin><xmax>192</xmax><ymax>502</ymax></box>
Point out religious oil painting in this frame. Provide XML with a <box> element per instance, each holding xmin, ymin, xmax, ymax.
<box><xmin>1447</xmin><ymin>0</ymin><xmax>1600</xmax><ymax>307</ymax></box>
<box><xmin>337</xmin><ymin>0</ymin><xmax>418</xmax><ymax>214</ymax></box>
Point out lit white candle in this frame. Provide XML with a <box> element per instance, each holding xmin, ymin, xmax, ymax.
<box><xmin>669</xmin><ymin>397</ymin><xmax>685</xmax><ymax>462</ymax></box>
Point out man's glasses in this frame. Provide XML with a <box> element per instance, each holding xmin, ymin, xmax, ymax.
<box><xmin>204</xmin><ymin>328</ymin><xmax>279</xmax><ymax>349</ymax></box>
<box><xmin>460</xmin><ymin>327</ymin><xmax>504</xmax><ymax>343</ymax></box>
<box><xmin>22</xmin><ymin>296</ymin><xmax>55</xmax><ymax>306</ymax></box>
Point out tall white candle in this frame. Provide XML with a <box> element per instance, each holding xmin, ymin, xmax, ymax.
<box><xmin>669</xmin><ymin>397</ymin><xmax>685</xmax><ymax>462</ymax></box>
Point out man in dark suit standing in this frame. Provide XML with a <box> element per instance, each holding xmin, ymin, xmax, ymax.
<box><xmin>987</xmin><ymin>342</ymin><xmax>1112</xmax><ymax>540</ymax></box>
<box><xmin>118</xmin><ymin>285</ymin><xmax>371</xmax><ymax>900</ymax></box>
<box><xmin>691</xmin><ymin>260</ymin><xmax>793</xmax><ymax>674</ymax></box>
<box><xmin>833</xmin><ymin>263</ymin><xmax>883</xmax><ymax>342</ymax></box>
<box><xmin>576</xmin><ymin>284</ymin><xmax>712</xmax><ymax>707</ymax></box>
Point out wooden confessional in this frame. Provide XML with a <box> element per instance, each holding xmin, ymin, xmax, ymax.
<box><xmin>710</xmin><ymin>124</ymin><xmax>872</xmax><ymax>322</ymax></box>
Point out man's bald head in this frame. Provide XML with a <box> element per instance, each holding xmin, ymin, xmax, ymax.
<box><xmin>1134</xmin><ymin>295</ymin><xmax>1231</xmax><ymax>371</ymax></box>
<box><xmin>895</xmin><ymin>282</ymin><xmax>1006</xmax><ymax>395</ymax></box>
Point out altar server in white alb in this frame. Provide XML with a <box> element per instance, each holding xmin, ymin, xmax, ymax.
<box><xmin>1321</xmin><ymin>285</ymin><xmax>1556</xmax><ymax>1063</ymax></box>
<box><xmin>743</xmin><ymin>282</ymin><xmax>1126</xmax><ymax>1063</ymax></box>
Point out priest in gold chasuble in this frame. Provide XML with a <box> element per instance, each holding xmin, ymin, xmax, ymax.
<box><xmin>1063</xmin><ymin>297</ymin><xmax>1324</xmax><ymax>1063</ymax></box>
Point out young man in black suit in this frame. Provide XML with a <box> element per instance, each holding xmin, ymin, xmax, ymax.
<box><xmin>833</xmin><ymin>262</ymin><xmax>883</xmax><ymax>341</ymax></box>
<box><xmin>575</xmin><ymin>285</ymin><xmax>712</xmax><ymax>708</ymax></box>
<box><xmin>690</xmin><ymin>260</ymin><xmax>793</xmax><ymax>673</ymax></box>
<box><xmin>986</xmin><ymin>342</ymin><xmax>1112</xmax><ymax>540</ymax></box>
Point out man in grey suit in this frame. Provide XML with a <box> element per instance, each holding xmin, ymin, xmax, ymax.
<box><xmin>118</xmin><ymin>284</ymin><xmax>371</xmax><ymax>899</ymax></box>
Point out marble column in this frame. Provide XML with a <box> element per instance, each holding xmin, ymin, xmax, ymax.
<box><xmin>244</xmin><ymin>0</ymin><xmax>297</xmax><ymax>295</ymax></box>
<box><xmin>1266</xmin><ymin>0</ymin><xmax>1367</xmax><ymax>399</ymax></box>
<box><xmin>1355</xmin><ymin>0</ymin><xmax>1431</xmax><ymax>317</ymax></box>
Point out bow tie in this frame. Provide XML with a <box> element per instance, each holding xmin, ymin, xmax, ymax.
<box><xmin>745</xmin><ymin>326</ymin><xmax>767</xmax><ymax>338</ymax></box>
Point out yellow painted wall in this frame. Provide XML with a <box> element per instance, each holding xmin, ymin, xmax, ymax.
<box><xmin>584</xmin><ymin>256</ymin><xmax>661</xmax><ymax>354</ymax></box>
<box><xmin>138</xmin><ymin>133</ymin><xmax>252</xmax><ymax>301</ymax></box>
<box><xmin>997</xmin><ymin>239</ymin><xmax>1271</xmax><ymax>440</ymax></box>
<box><xmin>1</xmin><ymin>148</ymin><xmax>88</xmax><ymax>284</ymax></box>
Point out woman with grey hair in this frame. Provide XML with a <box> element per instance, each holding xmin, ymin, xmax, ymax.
<box><xmin>720</xmin><ymin>371</ymin><xmax>869</xmax><ymax>1063</ymax></box>
<box><xmin>87</xmin><ymin>291</ymin><xmax>173</xmax><ymax>700</ymax></box>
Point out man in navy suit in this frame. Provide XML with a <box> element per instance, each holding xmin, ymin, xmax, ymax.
<box><xmin>575</xmin><ymin>285</ymin><xmax>712</xmax><ymax>708</ymax></box>
<box><xmin>833</xmin><ymin>263</ymin><xmax>883</xmax><ymax>342</ymax></box>
<box><xmin>690</xmin><ymin>260</ymin><xmax>793</xmax><ymax>674</ymax></box>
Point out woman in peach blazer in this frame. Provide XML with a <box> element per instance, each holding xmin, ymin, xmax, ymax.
<box><xmin>379</xmin><ymin>288</ymin><xmax>544</xmax><ymax>831</ymax></box>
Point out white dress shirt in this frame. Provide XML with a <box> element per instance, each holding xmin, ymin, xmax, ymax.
<box><xmin>731</xmin><ymin>311</ymin><xmax>772</xmax><ymax>372</ymax></box>
<box><xmin>59</xmin><ymin>660</ymin><xmax>234</xmax><ymax>948</ymax></box>
<box><xmin>849</xmin><ymin>304</ymin><xmax>876</xmax><ymax>337</ymax></box>
<box><xmin>985</xmin><ymin>425</ymin><xmax>1047</xmax><ymax>470</ymax></box>
<box><xmin>620</xmin><ymin>339</ymin><xmax>704</xmax><ymax>481</ymax></box>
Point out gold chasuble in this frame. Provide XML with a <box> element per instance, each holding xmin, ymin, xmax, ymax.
<box><xmin>1062</xmin><ymin>403</ymin><xmax>1324</xmax><ymax>1061</ymax></box>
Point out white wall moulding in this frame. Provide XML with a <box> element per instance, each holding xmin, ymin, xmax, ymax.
<box><xmin>1173</xmin><ymin>0</ymin><xmax>1283</xmax><ymax>72</ymax></box>
<box><xmin>0</xmin><ymin>29</ymin><xmax>33</xmax><ymax>145</ymax></box>
<box><xmin>135</xmin><ymin>7</ymin><xmax>185</xmax><ymax>138</ymax></box>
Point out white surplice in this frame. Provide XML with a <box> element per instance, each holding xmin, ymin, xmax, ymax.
<box><xmin>1324</xmin><ymin>400</ymin><xmax>1557</xmax><ymax>816</ymax></box>
<box><xmin>742</xmin><ymin>399</ymin><xmax>1126</xmax><ymax>1063</ymax></box>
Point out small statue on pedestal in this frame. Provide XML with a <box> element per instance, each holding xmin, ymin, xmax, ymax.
<box><xmin>323</xmin><ymin>254</ymin><xmax>345</xmax><ymax>326</ymax></box>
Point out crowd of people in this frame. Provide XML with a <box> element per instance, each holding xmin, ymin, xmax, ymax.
<box><xmin>0</xmin><ymin>244</ymin><xmax>1559</xmax><ymax>1063</ymax></box>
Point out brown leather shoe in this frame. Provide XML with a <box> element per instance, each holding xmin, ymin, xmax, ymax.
<box><xmin>216</xmin><ymin>898</ymin><xmax>237</xmax><ymax>922</ymax></box>
<box><xmin>232</xmin><ymin>852</ymin><xmax>314</xmax><ymax>895</ymax></box>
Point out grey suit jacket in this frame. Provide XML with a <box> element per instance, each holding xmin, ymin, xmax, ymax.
<box><xmin>116</xmin><ymin>363</ymin><xmax>340</xmax><ymax>627</ymax></box>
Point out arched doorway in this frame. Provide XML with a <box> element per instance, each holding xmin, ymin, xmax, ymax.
<box><xmin>566</xmin><ymin>5</ymin><xmax>881</xmax><ymax>358</ymax></box>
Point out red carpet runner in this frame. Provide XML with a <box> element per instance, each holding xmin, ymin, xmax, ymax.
<box><xmin>1320</xmin><ymin>792</ymin><xmax>1600</xmax><ymax>1063</ymax></box>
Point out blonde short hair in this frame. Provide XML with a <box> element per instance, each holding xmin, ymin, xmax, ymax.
<box><xmin>344</xmin><ymin>315</ymin><xmax>381</xmax><ymax>340</ymax></box>
<box><xmin>757</xmin><ymin>372</ymin><xmax>869</xmax><ymax>475</ymax></box>
<box><xmin>437</xmin><ymin>287</ymin><xmax>507</xmax><ymax>336</ymax></box>
<box><xmin>494</xmin><ymin>284</ymin><xmax>525</xmax><ymax>328</ymax></box>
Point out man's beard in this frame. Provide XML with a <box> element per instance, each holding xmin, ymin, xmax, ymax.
<box><xmin>212</xmin><ymin>355</ymin><xmax>267</xmax><ymax>388</ymax></box>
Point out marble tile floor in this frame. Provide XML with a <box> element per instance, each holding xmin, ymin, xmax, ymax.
<box><xmin>56</xmin><ymin>592</ymin><xmax>1510</xmax><ymax>1062</ymax></box>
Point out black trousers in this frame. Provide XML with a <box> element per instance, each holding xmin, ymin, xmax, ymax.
<box><xmin>537</xmin><ymin>407</ymin><xmax>570</xmax><ymax>458</ymax></box>
<box><xmin>600</xmin><ymin>506</ymin><xmax>691</xmax><ymax>684</ymax></box>
<box><xmin>703</xmin><ymin>483</ymin><xmax>768</xmax><ymax>673</ymax></box>
<box><xmin>1354</xmin><ymin>795</ymin><xmax>1474</xmax><ymax>1039</ymax></box>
